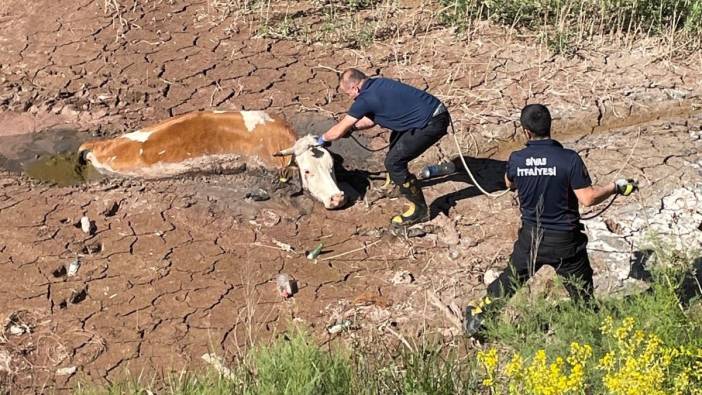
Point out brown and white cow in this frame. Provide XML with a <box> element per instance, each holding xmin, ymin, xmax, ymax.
<box><xmin>78</xmin><ymin>110</ymin><xmax>346</xmax><ymax>209</ymax></box>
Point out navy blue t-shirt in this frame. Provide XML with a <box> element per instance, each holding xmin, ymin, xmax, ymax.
<box><xmin>347</xmin><ymin>78</ymin><xmax>440</xmax><ymax>132</ymax></box>
<box><xmin>506</xmin><ymin>139</ymin><xmax>592</xmax><ymax>232</ymax></box>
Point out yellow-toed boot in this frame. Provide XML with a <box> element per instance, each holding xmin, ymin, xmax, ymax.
<box><xmin>391</xmin><ymin>176</ymin><xmax>429</xmax><ymax>226</ymax></box>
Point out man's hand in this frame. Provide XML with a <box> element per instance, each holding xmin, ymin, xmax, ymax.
<box><xmin>614</xmin><ymin>179</ymin><xmax>638</xmax><ymax>196</ymax></box>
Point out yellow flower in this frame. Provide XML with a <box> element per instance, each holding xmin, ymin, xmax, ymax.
<box><xmin>478</xmin><ymin>348</ymin><xmax>499</xmax><ymax>388</ymax></box>
<box><xmin>505</xmin><ymin>354</ymin><xmax>524</xmax><ymax>378</ymax></box>
<box><xmin>473</xmin><ymin>317</ymin><xmax>700</xmax><ymax>395</ymax></box>
<box><xmin>601</xmin><ymin>316</ymin><xmax>614</xmax><ymax>335</ymax></box>
<box><xmin>599</xmin><ymin>352</ymin><xmax>615</xmax><ymax>371</ymax></box>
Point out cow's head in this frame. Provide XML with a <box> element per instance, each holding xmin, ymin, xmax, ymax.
<box><xmin>275</xmin><ymin>135</ymin><xmax>345</xmax><ymax>209</ymax></box>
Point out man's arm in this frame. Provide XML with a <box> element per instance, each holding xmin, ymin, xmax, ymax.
<box><xmin>354</xmin><ymin>116</ymin><xmax>375</xmax><ymax>130</ymax></box>
<box><xmin>321</xmin><ymin>115</ymin><xmax>358</xmax><ymax>142</ymax></box>
<box><xmin>574</xmin><ymin>183</ymin><xmax>616</xmax><ymax>207</ymax></box>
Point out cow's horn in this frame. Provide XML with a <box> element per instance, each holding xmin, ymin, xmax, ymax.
<box><xmin>273</xmin><ymin>147</ymin><xmax>295</xmax><ymax>157</ymax></box>
<box><xmin>78</xmin><ymin>149</ymin><xmax>90</xmax><ymax>166</ymax></box>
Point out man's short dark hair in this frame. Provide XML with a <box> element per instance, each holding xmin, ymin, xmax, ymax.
<box><xmin>520</xmin><ymin>104</ymin><xmax>551</xmax><ymax>137</ymax></box>
<box><xmin>341</xmin><ymin>68</ymin><xmax>367</xmax><ymax>86</ymax></box>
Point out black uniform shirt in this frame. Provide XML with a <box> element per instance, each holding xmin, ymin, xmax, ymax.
<box><xmin>506</xmin><ymin>139</ymin><xmax>592</xmax><ymax>232</ymax></box>
<box><xmin>347</xmin><ymin>78</ymin><xmax>440</xmax><ymax>132</ymax></box>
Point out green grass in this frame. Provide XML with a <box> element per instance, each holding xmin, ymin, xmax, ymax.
<box><xmin>240</xmin><ymin>328</ymin><xmax>353</xmax><ymax>394</ymax></box>
<box><xmin>440</xmin><ymin>0</ymin><xmax>702</xmax><ymax>53</ymax></box>
<box><xmin>440</xmin><ymin>0</ymin><xmax>702</xmax><ymax>32</ymax></box>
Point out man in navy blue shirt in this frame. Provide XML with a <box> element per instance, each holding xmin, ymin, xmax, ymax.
<box><xmin>463</xmin><ymin>104</ymin><xmax>638</xmax><ymax>336</ymax></box>
<box><xmin>319</xmin><ymin>68</ymin><xmax>450</xmax><ymax>226</ymax></box>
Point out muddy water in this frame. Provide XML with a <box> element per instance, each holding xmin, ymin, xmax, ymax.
<box><xmin>0</xmin><ymin>128</ymin><xmax>103</xmax><ymax>186</ymax></box>
<box><xmin>24</xmin><ymin>151</ymin><xmax>103</xmax><ymax>186</ymax></box>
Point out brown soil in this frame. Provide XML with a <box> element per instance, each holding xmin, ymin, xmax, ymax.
<box><xmin>1</xmin><ymin>0</ymin><xmax>701</xmax><ymax>392</ymax></box>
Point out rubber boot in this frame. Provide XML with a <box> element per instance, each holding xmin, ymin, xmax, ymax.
<box><xmin>463</xmin><ymin>296</ymin><xmax>493</xmax><ymax>337</ymax></box>
<box><xmin>391</xmin><ymin>176</ymin><xmax>429</xmax><ymax>226</ymax></box>
<box><xmin>380</xmin><ymin>173</ymin><xmax>401</xmax><ymax>199</ymax></box>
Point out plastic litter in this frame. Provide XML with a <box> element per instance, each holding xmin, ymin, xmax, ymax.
<box><xmin>276</xmin><ymin>273</ymin><xmax>296</xmax><ymax>298</ymax></box>
<box><xmin>327</xmin><ymin>320</ymin><xmax>352</xmax><ymax>334</ymax></box>
<box><xmin>306</xmin><ymin>242</ymin><xmax>324</xmax><ymax>260</ymax></box>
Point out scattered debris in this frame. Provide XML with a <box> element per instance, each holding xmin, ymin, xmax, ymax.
<box><xmin>245</xmin><ymin>188</ymin><xmax>270</xmax><ymax>202</ymax></box>
<box><xmin>201</xmin><ymin>353</ymin><xmax>236</xmax><ymax>380</ymax></box>
<box><xmin>327</xmin><ymin>320</ymin><xmax>352</xmax><ymax>334</ymax></box>
<box><xmin>8</xmin><ymin>323</ymin><xmax>29</xmax><ymax>336</ymax></box>
<box><xmin>276</xmin><ymin>273</ymin><xmax>297</xmax><ymax>298</ymax></box>
<box><xmin>272</xmin><ymin>239</ymin><xmax>294</xmax><ymax>252</ymax></box>
<box><xmin>391</xmin><ymin>270</ymin><xmax>414</xmax><ymax>285</ymax></box>
<box><xmin>67</xmin><ymin>259</ymin><xmax>80</xmax><ymax>277</ymax></box>
<box><xmin>4</xmin><ymin>311</ymin><xmax>34</xmax><ymax>337</ymax></box>
<box><xmin>306</xmin><ymin>242</ymin><xmax>324</xmax><ymax>260</ymax></box>
<box><xmin>55</xmin><ymin>366</ymin><xmax>77</xmax><ymax>376</ymax></box>
<box><xmin>80</xmin><ymin>216</ymin><xmax>94</xmax><ymax>234</ymax></box>
<box><xmin>318</xmin><ymin>239</ymin><xmax>382</xmax><ymax>261</ymax></box>
<box><xmin>261</xmin><ymin>209</ymin><xmax>280</xmax><ymax>227</ymax></box>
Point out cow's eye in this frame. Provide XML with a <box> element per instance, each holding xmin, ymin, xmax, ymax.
<box><xmin>304</xmin><ymin>170</ymin><xmax>311</xmax><ymax>175</ymax></box>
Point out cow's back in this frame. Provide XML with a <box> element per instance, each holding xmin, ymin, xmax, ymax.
<box><xmin>79</xmin><ymin>110</ymin><xmax>297</xmax><ymax>177</ymax></box>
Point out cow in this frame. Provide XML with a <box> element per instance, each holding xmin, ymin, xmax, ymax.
<box><xmin>78</xmin><ymin>110</ymin><xmax>346</xmax><ymax>209</ymax></box>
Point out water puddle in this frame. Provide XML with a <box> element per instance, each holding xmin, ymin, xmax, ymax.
<box><xmin>0</xmin><ymin>128</ymin><xmax>103</xmax><ymax>186</ymax></box>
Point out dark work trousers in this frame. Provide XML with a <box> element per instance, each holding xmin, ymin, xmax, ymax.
<box><xmin>384</xmin><ymin>111</ymin><xmax>450</xmax><ymax>185</ymax></box>
<box><xmin>486</xmin><ymin>224</ymin><xmax>594</xmax><ymax>304</ymax></box>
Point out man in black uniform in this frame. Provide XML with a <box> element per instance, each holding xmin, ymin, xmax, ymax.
<box><xmin>318</xmin><ymin>68</ymin><xmax>450</xmax><ymax>226</ymax></box>
<box><xmin>463</xmin><ymin>104</ymin><xmax>638</xmax><ymax>336</ymax></box>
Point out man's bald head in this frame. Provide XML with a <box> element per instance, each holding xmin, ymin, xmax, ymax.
<box><xmin>341</xmin><ymin>68</ymin><xmax>367</xmax><ymax>86</ymax></box>
<box><xmin>340</xmin><ymin>68</ymin><xmax>367</xmax><ymax>99</ymax></box>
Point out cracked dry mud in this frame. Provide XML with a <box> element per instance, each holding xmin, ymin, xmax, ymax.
<box><xmin>1</xmin><ymin>0</ymin><xmax>702</xmax><ymax>391</ymax></box>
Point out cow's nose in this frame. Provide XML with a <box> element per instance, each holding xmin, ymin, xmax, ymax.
<box><xmin>327</xmin><ymin>192</ymin><xmax>346</xmax><ymax>209</ymax></box>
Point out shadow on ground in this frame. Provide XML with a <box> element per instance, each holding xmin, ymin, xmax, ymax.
<box><xmin>629</xmin><ymin>250</ymin><xmax>702</xmax><ymax>306</ymax></box>
<box><xmin>427</xmin><ymin>155</ymin><xmax>508</xmax><ymax>218</ymax></box>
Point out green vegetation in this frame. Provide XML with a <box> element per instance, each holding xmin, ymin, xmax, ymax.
<box><xmin>256</xmin><ymin>0</ymin><xmax>395</xmax><ymax>48</ymax></box>
<box><xmin>440</xmin><ymin>0</ymin><xmax>702</xmax><ymax>53</ymax></box>
<box><xmin>77</xmin><ymin>235</ymin><xmax>702</xmax><ymax>394</ymax></box>
<box><xmin>440</xmin><ymin>0</ymin><xmax>702</xmax><ymax>33</ymax></box>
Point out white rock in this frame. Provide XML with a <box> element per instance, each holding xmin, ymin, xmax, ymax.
<box><xmin>80</xmin><ymin>216</ymin><xmax>92</xmax><ymax>234</ymax></box>
<box><xmin>67</xmin><ymin>259</ymin><xmax>80</xmax><ymax>277</ymax></box>
<box><xmin>56</xmin><ymin>366</ymin><xmax>77</xmax><ymax>376</ymax></box>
